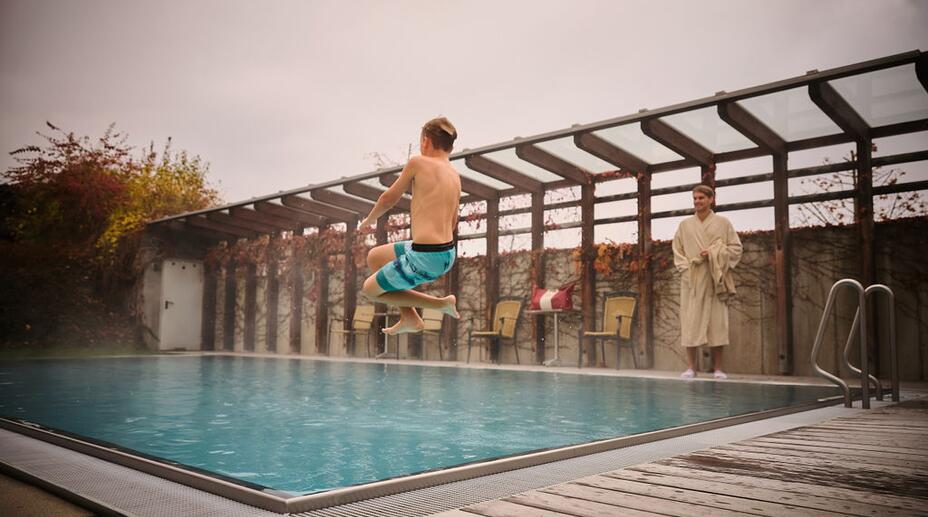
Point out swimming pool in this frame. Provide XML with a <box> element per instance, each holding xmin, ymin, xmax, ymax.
<box><xmin>0</xmin><ymin>355</ymin><xmax>839</xmax><ymax>508</ymax></box>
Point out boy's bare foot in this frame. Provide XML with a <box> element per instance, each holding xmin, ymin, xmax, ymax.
<box><xmin>383</xmin><ymin>317</ymin><xmax>425</xmax><ymax>335</ymax></box>
<box><xmin>439</xmin><ymin>295</ymin><xmax>460</xmax><ymax>319</ymax></box>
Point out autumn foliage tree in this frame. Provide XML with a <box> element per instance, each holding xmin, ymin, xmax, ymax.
<box><xmin>1</xmin><ymin>123</ymin><xmax>219</xmax><ymax>347</ymax></box>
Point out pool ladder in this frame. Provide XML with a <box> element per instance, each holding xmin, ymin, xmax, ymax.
<box><xmin>810</xmin><ymin>279</ymin><xmax>899</xmax><ymax>409</ymax></box>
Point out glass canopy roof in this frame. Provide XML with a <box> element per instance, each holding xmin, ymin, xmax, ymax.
<box><xmin>738</xmin><ymin>87</ymin><xmax>842</xmax><ymax>141</ymax></box>
<box><xmin>591</xmin><ymin>123</ymin><xmax>683</xmax><ymax>164</ymax></box>
<box><xmin>451</xmin><ymin>159</ymin><xmax>518</xmax><ymax>190</ymax></box>
<box><xmin>482</xmin><ymin>148</ymin><xmax>563</xmax><ymax>182</ymax></box>
<box><xmin>660</xmin><ymin>106</ymin><xmax>756</xmax><ymax>153</ymax></box>
<box><xmin>828</xmin><ymin>64</ymin><xmax>928</xmax><ymax>127</ymax></box>
<box><xmin>535</xmin><ymin>137</ymin><xmax>617</xmax><ymax>173</ymax></box>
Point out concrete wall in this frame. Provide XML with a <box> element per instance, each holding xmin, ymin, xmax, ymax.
<box><xmin>203</xmin><ymin>218</ymin><xmax>927</xmax><ymax>380</ymax></box>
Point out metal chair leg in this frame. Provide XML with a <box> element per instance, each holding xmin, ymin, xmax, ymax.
<box><xmin>467</xmin><ymin>331</ymin><xmax>472</xmax><ymax>363</ymax></box>
<box><xmin>513</xmin><ymin>339</ymin><xmax>520</xmax><ymax>364</ymax></box>
<box><xmin>630</xmin><ymin>341</ymin><xmax>638</xmax><ymax>369</ymax></box>
<box><xmin>577</xmin><ymin>328</ymin><xmax>584</xmax><ymax>369</ymax></box>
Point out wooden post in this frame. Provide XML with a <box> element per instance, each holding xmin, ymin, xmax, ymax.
<box><xmin>636</xmin><ymin>171</ymin><xmax>653</xmax><ymax>368</ymax></box>
<box><xmin>374</xmin><ymin>216</ymin><xmax>388</xmax><ymax>355</ymax></box>
<box><xmin>289</xmin><ymin>240</ymin><xmax>304</xmax><ymax>354</ymax></box>
<box><xmin>531</xmin><ymin>191</ymin><xmax>546</xmax><ymax>365</ymax></box>
<box><xmin>447</xmin><ymin>234</ymin><xmax>460</xmax><ymax>361</ymax></box>
<box><xmin>315</xmin><ymin>245</ymin><xmax>330</xmax><ymax>355</ymax></box>
<box><xmin>701</xmin><ymin>165</ymin><xmax>716</xmax><ymax>188</ymax></box>
<box><xmin>244</xmin><ymin>263</ymin><xmax>257</xmax><ymax>351</ymax></box>
<box><xmin>857</xmin><ymin>140</ymin><xmax>877</xmax><ymax>374</ymax></box>
<box><xmin>773</xmin><ymin>153</ymin><xmax>794</xmax><ymax>375</ymax></box>
<box><xmin>265</xmin><ymin>246</ymin><xmax>279</xmax><ymax>353</ymax></box>
<box><xmin>343</xmin><ymin>222</ymin><xmax>358</xmax><ymax>356</ymax></box>
<box><xmin>580</xmin><ymin>184</ymin><xmax>596</xmax><ymax>367</ymax></box>
<box><xmin>223</xmin><ymin>262</ymin><xmax>236</xmax><ymax>351</ymax></box>
<box><xmin>486</xmin><ymin>198</ymin><xmax>500</xmax><ymax>362</ymax></box>
<box><xmin>201</xmin><ymin>262</ymin><xmax>218</xmax><ymax>351</ymax></box>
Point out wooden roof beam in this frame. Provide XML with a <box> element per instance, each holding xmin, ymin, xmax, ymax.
<box><xmin>809</xmin><ymin>81</ymin><xmax>870</xmax><ymax>140</ymax></box>
<box><xmin>281</xmin><ymin>194</ymin><xmax>358</xmax><ymax>222</ymax></box>
<box><xmin>230</xmin><ymin>207</ymin><xmax>301</xmax><ymax>232</ymax></box>
<box><xmin>718</xmin><ymin>102</ymin><xmax>786</xmax><ymax>155</ymax></box>
<box><xmin>208</xmin><ymin>211</ymin><xmax>279</xmax><ymax>234</ymax></box>
<box><xmin>458</xmin><ymin>175</ymin><xmax>500</xmax><ymax>200</ymax></box>
<box><xmin>186</xmin><ymin>215</ymin><xmax>257</xmax><ymax>239</ymax></box>
<box><xmin>573</xmin><ymin>132</ymin><xmax>649</xmax><ymax>175</ymax></box>
<box><xmin>464</xmin><ymin>155</ymin><xmax>544</xmax><ymax>193</ymax></box>
<box><xmin>343</xmin><ymin>181</ymin><xmax>412</xmax><ymax>212</ymax></box>
<box><xmin>915</xmin><ymin>52</ymin><xmax>928</xmax><ymax>94</ymax></box>
<box><xmin>310</xmin><ymin>188</ymin><xmax>375</xmax><ymax>215</ymax></box>
<box><xmin>254</xmin><ymin>201</ymin><xmax>324</xmax><ymax>227</ymax></box>
<box><xmin>641</xmin><ymin>118</ymin><xmax>714</xmax><ymax>168</ymax></box>
<box><xmin>164</xmin><ymin>220</ymin><xmax>231</xmax><ymax>242</ymax></box>
<box><xmin>515</xmin><ymin>144</ymin><xmax>590</xmax><ymax>185</ymax></box>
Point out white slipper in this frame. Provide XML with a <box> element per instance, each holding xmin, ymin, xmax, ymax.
<box><xmin>714</xmin><ymin>370</ymin><xmax>728</xmax><ymax>380</ymax></box>
<box><xmin>680</xmin><ymin>368</ymin><xmax>695</xmax><ymax>379</ymax></box>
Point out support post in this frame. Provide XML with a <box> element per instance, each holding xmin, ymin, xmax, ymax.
<box><xmin>856</xmin><ymin>140</ymin><xmax>877</xmax><ymax>374</ymax></box>
<box><xmin>201</xmin><ymin>262</ymin><xmax>218</xmax><ymax>351</ymax></box>
<box><xmin>531</xmin><ymin>191</ymin><xmax>546</xmax><ymax>364</ymax></box>
<box><xmin>636</xmin><ymin>171</ymin><xmax>654</xmax><ymax>368</ymax></box>
<box><xmin>701</xmin><ymin>165</ymin><xmax>716</xmax><ymax>189</ymax></box>
<box><xmin>314</xmin><ymin>244</ymin><xmax>330</xmax><ymax>355</ymax></box>
<box><xmin>374</xmin><ymin>216</ymin><xmax>389</xmax><ymax>355</ymax></box>
<box><xmin>343</xmin><ymin>222</ymin><xmax>358</xmax><ymax>355</ymax></box>
<box><xmin>244</xmin><ymin>263</ymin><xmax>257</xmax><ymax>351</ymax></box>
<box><xmin>223</xmin><ymin>262</ymin><xmax>236</xmax><ymax>351</ymax></box>
<box><xmin>486</xmin><ymin>198</ymin><xmax>500</xmax><ymax>362</ymax></box>
<box><xmin>773</xmin><ymin>153</ymin><xmax>794</xmax><ymax>374</ymax></box>
<box><xmin>447</xmin><ymin>229</ymin><xmax>460</xmax><ymax>361</ymax></box>
<box><xmin>580</xmin><ymin>184</ymin><xmax>596</xmax><ymax>367</ymax></box>
<box><xmin>265</xmin><ymin>248</ymin><xmax>279</xmax><ymax>353</ymax></box>
<box><xmin>289</xmin><ymin>240</ymin><xmax>304</xmax><ymax>354</ymax></box>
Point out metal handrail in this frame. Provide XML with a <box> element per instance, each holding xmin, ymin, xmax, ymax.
<box><xmin>844</xmin><ymin>284</ymin><xmax>899</xmax><ymax>402</ymax></box>
<box><xmin>811</xmin><ymin>278</ymin><xmax>869</xmax><ymax>408</ymax></box>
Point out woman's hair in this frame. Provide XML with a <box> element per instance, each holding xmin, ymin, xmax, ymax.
<box><xmin>422</xmin><ymin>117</ymin><xmax>457</xmax><ymax>152</ymax></box>
<box><xmin>692</xmin><ymin>184</ymin><xmax>715</xmax><ymax>198</ymax></box>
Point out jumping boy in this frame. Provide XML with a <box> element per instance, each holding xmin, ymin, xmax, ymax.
<box><xmin>359</xmin><ymin>117</ymin><xmax>461</xmax><ymax>334</ymax></box>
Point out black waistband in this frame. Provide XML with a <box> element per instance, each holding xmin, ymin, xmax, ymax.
<box><xmin>412</xmin><ymin>241</ymin><xmax>455</xmax><ymax>252</ymax></box>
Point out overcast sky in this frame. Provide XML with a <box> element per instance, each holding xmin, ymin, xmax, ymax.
<box><xmin>2</xmin><ymin>0</ymin><xmax>927</xmax><ymax>245</ymax></box>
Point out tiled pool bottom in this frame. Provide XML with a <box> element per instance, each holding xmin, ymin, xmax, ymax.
<box><xmin>0</xmin><ymin>355</ymin><xmax>839</xmax><ymax>497</ymax></box>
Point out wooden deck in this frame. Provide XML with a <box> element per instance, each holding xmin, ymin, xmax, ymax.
<box><xmin>435</xmin><ymin>399</ymin><xmax>928</xmax><ymax>516</ymax></box>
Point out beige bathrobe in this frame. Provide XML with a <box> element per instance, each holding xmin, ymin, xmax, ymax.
<box><xmin>672</xmin><ymin>211</ymin><xmax>743</xmax><ymax>348</ymax></box>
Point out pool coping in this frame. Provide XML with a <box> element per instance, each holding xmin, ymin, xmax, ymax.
<box><xmin>0</xmin><ymin>357</ymin><xmax>853</xmax><ymax>515</ymax></box>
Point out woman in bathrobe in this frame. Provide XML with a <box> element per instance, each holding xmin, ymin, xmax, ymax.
<box><xmin>672</xmin><ymin>184</ymin><xmax>742</xmax><ymax>380</ymax></box>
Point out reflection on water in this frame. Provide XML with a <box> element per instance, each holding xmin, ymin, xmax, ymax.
<box><xmin>0</xmin><ymin>356</ymin><xmax>837</xmax><ymax>494</ymax></box>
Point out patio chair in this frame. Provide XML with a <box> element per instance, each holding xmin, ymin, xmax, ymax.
<box><xmin>328</xmin><ymin>304</ymin><xmax>376</xmax><ymax>357</ymax></box>
<box><xmin>467</xmin><ymin>297</ymin><xmax>525</xmax><ymax>364</ymax></box>
<box><xmin>420</xmin><ymin>308</ymin><xmax>445</xmax><ymax>360</ymax></box>
<box><xmin>577</xmin><ymin>291</ymin><xmax>638</xmax><ymax>369</ymax></box>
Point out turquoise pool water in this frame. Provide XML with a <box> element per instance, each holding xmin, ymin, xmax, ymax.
<box><xmin>0</xmin><ymin>356</ymin><xmax>838</xmax><ymax>494</ymax></box>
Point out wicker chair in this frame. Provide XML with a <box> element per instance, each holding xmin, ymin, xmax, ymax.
<box><xmin>328</xmin><ymin>305</ymin><xmax>376</xmax><ymax>357</ymax></box>
<box><xmin>467</xmin><ymin>297</ymin><xmax>525</xmax><ymax>364</ymax></box>
<box><xmin>578</xmin><ymin>291</ymin><xmax>638</xmax><ymax>369</ymax></box>
<box><xmin>420</xmin><ymin>308</ymin><xmax>446</xmax><ymax>360</ymax></box>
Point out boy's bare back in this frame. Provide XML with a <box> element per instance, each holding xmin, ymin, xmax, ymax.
<box><xmin>407</xmin><ymin>155</ymin><xmax>461</xmax><ymax>245</ymax></box>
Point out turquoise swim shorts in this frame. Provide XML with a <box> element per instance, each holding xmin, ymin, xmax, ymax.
<box><xmin>374</xmin><ymin>240</ymin><xmax>456</xmax><ymax>292</ymax></box>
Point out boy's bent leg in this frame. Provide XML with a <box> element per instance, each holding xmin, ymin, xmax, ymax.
<box><xmin>384</xmin><ymin>307</ymin><xmax>425</xmax><ymax>335</ymax></box>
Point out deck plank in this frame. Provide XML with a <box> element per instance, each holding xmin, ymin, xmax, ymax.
<box><xmin>542</xmin><ymin>482</ymin><xmax>748</xmax><ymax>517</ymax></box>
<box><xmin>716</xmin><ymin>443</ymin><xmax>928</xmax><ymax>468</ymax></box>
<box><xmin>441</xmin><ymin>401</ymin><xmax>928</xmax><ymax>517</ymax></box>
<box><xmin>606</xmin><ymin>467</ymin><xmax>919</xmax><ymax>517</ymax></box>
<box><xmin>629</xmin><ymin>463</ymin><xmax>928</xmax><ymax>512</ymax></box>
<box><xmin>462</xmin><ymin>499</ymin><xmax>576</xmax><ymax>517</ymax></box>
<box><xmin>505</xmin><ymin>491</ymin><xmax>665</xmax><ymax>517</ymax></box>
<box><xmin>748</xmin><ymin>437</ymin><xmax>928</xmax><ymax>458</ymax></box>
<box><xmin>573</xmin><ymin>474</ymin><xmax>844</xmax><ymax>517</ymax></box>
